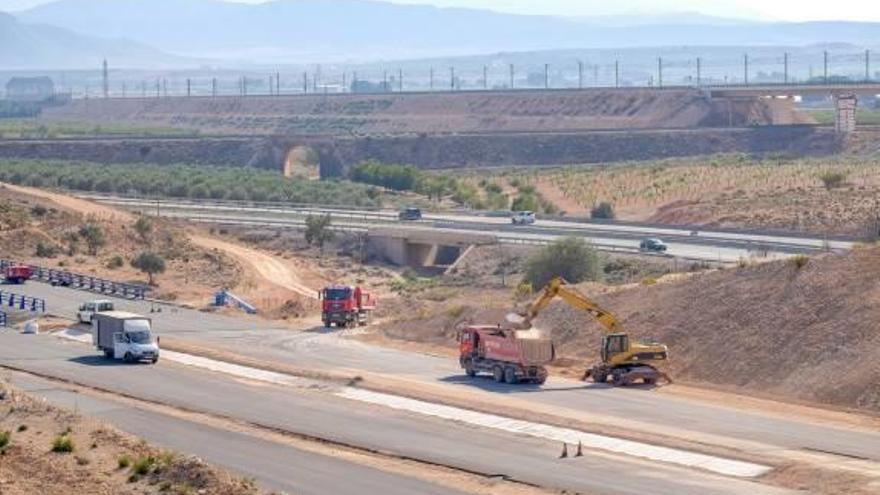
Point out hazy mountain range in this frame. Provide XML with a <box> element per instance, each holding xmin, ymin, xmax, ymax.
<box><xmin>3</xmin><ymin>0</ymin><xmax>880</xmax><ymax>68</ymax></box>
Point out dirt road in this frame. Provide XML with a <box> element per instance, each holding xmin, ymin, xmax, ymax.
<box><xmin>1</xmin><ymin>182</ymin><xmax>135</xmax><ymax>222</ymax></box>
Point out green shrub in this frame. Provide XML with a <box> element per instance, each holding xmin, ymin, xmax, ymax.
<box><xmin>51</xmin><ymin>434</ymin><xmax>74</xmax><ymax>453</ymax></box>
<box><xmin>304</xmin><ymin>214</ymin><xmax>334</xmax><ymax>250</ymax></box>
<box><xmin>118</xmin><ymin>454</ymin><xmax>132</xmax><ymax>469</ymax></box>
<box><xmin>790</xmin><ymin>254</ymin><xmax>809</xmax><ymax>270</ymax></box>
<box><xmin>818</xmin><ymin>171</ymin><xmax>847</xmax><ymax>190</ymax></box>
<box><xmin>35</xmin><ymin>241</ymin><xmax>59</xmax><ymax>258</ymax></box>
<box><xmin>131</xmin><ymin>252</ymin><xmax>166</xmax><ymax>285</ymax></box>
<box><xmin>0</xmin><ymin>431</ymin><xmax>10</xmax><ymax>449</ymax></box>
<box><xmin>131</xmin><ymin>455</ymin><xmax>156</xmax><ymax>476</ymax></box>
<box><xmin>640</xmin><ymin>276</ymin><xmax>658</xmax><ymax>286</ymax></box>
<box><xmin>106</xmin><ymin>255</ymin><xmax>125</xmax><ymax>269</ymax></box>
<box><xmin>525</xmin><ymin>237</ymin><xmax>603</xmax><ymax>288</ymax></box>
<box><xmin>590</xmin><ymin>202</ymin><xmax>616</xmax><ymax>219</ymax></box>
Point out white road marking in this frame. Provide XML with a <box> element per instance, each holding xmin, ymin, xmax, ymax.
<box><xmin>54</xmin><ymin>327</ymin><xmax>770</xmax><ymax>478</ymax></box>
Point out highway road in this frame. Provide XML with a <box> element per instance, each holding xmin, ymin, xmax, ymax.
<box><xmin>81</xmin><ymin>194</ymin><xmax>854</xmax><ymax>263</ymax></box>
<box><xmin>5</xmin><ymin>371</ymin><xmax>470</xmax><ymax>495</ymax></box>
<box><xmin>0</xmin><ymin>329</ymin><xmax>792</xmax><ymax>495</ymax></box>
<box><xmin>13</xmin><ymin>282</ymin><xmax>880</xmax><ymax>467</ymax></box>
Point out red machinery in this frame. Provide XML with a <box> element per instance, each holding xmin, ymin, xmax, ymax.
<box><xmin>458</xmin><ymin>325</ymin><xmax>554</xmax><ymax>384</ymax></box>
<box><xmin>3</xmin><ymin>265</ymin><xmax>34</xmax><ymax>284</ymax></box>
<box><xmin>319</xmin><ymin>285</ymin><xmax>377</xmax><ymax>328</ymax></box>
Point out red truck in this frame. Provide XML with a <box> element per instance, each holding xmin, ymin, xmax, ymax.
<box><xmin>3</xmin><ymin>265</ymin><xmax>34</xmax><ymax>284</ymax></box>
<box><xmin>319</xmin><ymin>285</ymin><xmax>377</xmax><ymax>328</ymax></box>
<box><xmin>458</xmin><ymin>325</ymin><xmax>555</xmax><ymax>385</ymax></box>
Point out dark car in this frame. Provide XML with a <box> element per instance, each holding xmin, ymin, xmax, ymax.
<box><xmin>398</xmin><ymin>207</ymin><xmax>422</xmax><ymax>221</ymax></box>
<box><xmin>639</xmin><ymin>238</ymin><xmax>668</xmax><ymax>252</ymax></box>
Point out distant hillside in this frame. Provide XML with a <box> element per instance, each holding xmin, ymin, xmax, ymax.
<box><xmin>17</xmin><ymin>0</ymin><xmax>880</xmax><ymax>63</ymax></box>
<box><xmin>0</xmin><ymin>12</ymin><xmax>182</xmax><ymax>70</ymax></box>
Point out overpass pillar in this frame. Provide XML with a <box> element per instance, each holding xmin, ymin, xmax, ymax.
<box><xmin>834</xmin><ymin>93</ymin><xmax>857</xmax><ymax>133</ymax></box>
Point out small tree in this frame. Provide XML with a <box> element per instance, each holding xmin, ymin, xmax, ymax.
<box><xmin>131</xmin><ymin>251</ymin><xmax>166</xmax><ymax>285</ymax></box>
<box><xmin>133</xmin><ymin>216</ymin><xmax>153</xmax><ymax>244</ymax></box>
<box><xmin>590</xmin><ymin>202</ymin><xmax>616</xmax><ymax>219</ymax></box>
<box><xmin>525</xmin><ymin>237</ymin><xmax>603</xmax><ymax>288</ymax></box>
<box><xmin>78</xmin><ymin>223</ymin><xmax>106</xmax><ymax>255</ymax></box>
<box><xmin>818</xmin><ymin>171</ymin><xmax>847</xmax><ymax>190</ymax></box>
<box><xmin>304</xmin><ymin>214</ymin><xmax>335</xmax><ymax>251</ymax></box>
<box><xmin>511</xmin><ymin>194</ymin><xmax>539</xmax><ymax>212</ymax></box>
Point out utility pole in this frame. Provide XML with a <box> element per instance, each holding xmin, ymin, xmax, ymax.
<box><xmin>824</xmin><ymin>50</ymin><xmax>829</xmax><ymax>83</ymax></box>
<box><xmin>276</xmin><ymin>72</ymin><xmax>281</xmax><ymax>95</ymax></box>
<box><xmin>658</xmin><ymin>57</ymin><xmax>663</xmax><ymax>88</ymax></box>
<box><xmin>578</xmin><ymin>60</ymin><xmax>583</xmax><ymax>89</ymax></box>
<box><xmin>156</xmin><ymin>78</ymin><xmax>160</xmax><ymax>98</ymax></box>
<box><xmin>544</xmin><ymin>63</ymin><xmax>549</xmax><ymax>89</ymax></box>
<box><xmin>212</xmin><ymin>78</ymin><xmax>217</xmax><ymax>97</ymax></box>
<box><xmin>615</xmin><ymin>60</ymin><xmax>619</xmax><ymax>88</ymax></box>
<box><xmin>429</xmin><ymin>67</ymin><xmax>434</xmax><ymax>91</ymax></box>
<box><xmin>744</xmin><ymin>53</ymin><xmax>749</xmax><ymax>85</ymax></box>
<box><xmin>303</xmin><ymin>72</ymin><xmax>308</xmax><ymax>93</ymax></box>
<box><xmin>450</xmin><ymin>67</ymin><xmax>455</xmax><ymax>91</ymax></box>
<box><xmin>187</xmin><ymin>78</ymin><xmax>191</xmax><ymax>97</ymax></box>
<box><xmin>162</xmin><ymin>78</ymin><xmax>167</xmax><ymax>97</ymax></box>
<box><xmin>398</xmin><ymin>68</ymin><xmax>403</xmax><ymax>92</ymax></box>
<box><xmin>483</xmin><ymin>65</ymin><xmax>488</xmax><ymax>90</ymax></box>
<box><xmin>342</xmin><ymin>72</ymin><xmax>346</xmax><ymax>93</ymax></box>
<box><xmin>102</xmin><ymin>59</ymin><xmax>109</xmax><ymax>98</ymax></box>
<box><xmin>867</xmin><ymin>49</ymin><xmax>871</xmax><ymax>82</ymax></box>
<box><xmin>509</xmin><ymin>63</ymin><xmax>514</xmax><ymax>89</ymax></box>
<box><xmin>696</xmin><ymin>57</ymin><xmax>701</xmax><ymax>86</ymax></box>
<box><xmin>784</xmin><ymin>52</ymin><xmax>789</xmax><ymax>84</ymax></box>
<box><xmin>383</xmin><ymin>70</ymin><xmax>388</xmax><ymax>91</ymax></box>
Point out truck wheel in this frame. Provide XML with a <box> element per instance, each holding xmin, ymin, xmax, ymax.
<box><xmin>612</xmin><ymin>369</ymin><xmax>627</xmax><ymax>386</ymax></box>
<box><xmin>591</xmin><ymin>369</ymin><xmax>608</xmax><ymax>384</ymax></box>
<box><xmin>535</xmin><ymin>375</ymin><xmax>547</xmax><ymax>385</ymax></box>
<box><xmin>123</xmin><ymin>352</ymin><xmax>133</xmax><ymax>363</ymax></box>
<box><xmin>503</xmin><ymin>367</ymin><xmax>518</xmax><ymax>384</ymax></box>
<box><xmin>323</xmin><ymin>320</ymin><xmax>331</xmax><ymax>328</ymax></box>
<box><xmin>464</xmin><ymin>361</ymin><xmax>476</xmax><ymax>377</ymax></box>
<box><xmin>492</xmin><ymin>366</ymin><xmax>504</xmax><ymax>383</ymax></box>
<box><xmin>151</xmin><ymin>357</ymin><xmax>159</xmax><ymax>364</ymax></box>
<box><xmin>103</xmin><ymin>349</ymin><xmax>113</xmax><ymax>359</ymax></box>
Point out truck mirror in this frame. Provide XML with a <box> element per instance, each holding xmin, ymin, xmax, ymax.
<box><xmin>156</xmin><ymin>336</ymin><xmax>160</xmax><ymax>345</ymax></box>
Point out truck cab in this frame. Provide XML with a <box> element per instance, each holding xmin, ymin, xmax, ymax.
<box><xmin>93</xmin><ymin>312</ymin><xmax>159</xmax><ymax>363</ymax></box>
<box><xmin>320</xmin><ymin>285</ymin><xmax>377</xmax><ymax>328</ymax></box>
<box><xmin>77</xmin><ymin>299</ymin><xmax>115</xmax><ymax>324</ymax></box>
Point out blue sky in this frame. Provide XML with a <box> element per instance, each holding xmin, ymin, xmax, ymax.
<box><xmin>2</xmin><ymin>0</ymin><xmax>876</xmax><ymax>21</ymax></box>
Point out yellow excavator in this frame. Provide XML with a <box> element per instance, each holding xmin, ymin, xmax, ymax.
<box><xmin>513</xmin><ymin>277</ymin><xmax>671</xmax><ymax>386</ymax></box>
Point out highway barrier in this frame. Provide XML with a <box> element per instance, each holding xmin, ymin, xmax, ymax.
<box><xmin>0</xmin><ymin>259</ymin><xmax>147</xmax><ymax>299</ymax></box>
<box><xmin>0</xmin><ymin>311</ymin><xmax>6</xmax><ymax>327</ymax></box>
<box><xmin>0</xmin><ymin>289</ymin><xmax>46</xmax><ymax>312</ymax></box>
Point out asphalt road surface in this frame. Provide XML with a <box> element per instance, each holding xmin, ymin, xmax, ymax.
<box><xmin>6</xmin><ymin>372</ymin><xmax>470</xmax><ymax>495</ymax></box>
<box><xmin>0</xmin><ymin>330</ymin><xmax>792</xmax><ymax>495</ymax></box>
<box><xmin>85</xmin><ymin>195</ymin><xmax>853</xmax><ymax>263</ymax></box>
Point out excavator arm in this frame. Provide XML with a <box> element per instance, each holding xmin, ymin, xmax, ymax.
<box><xmin>520</xmin><ymin>277</ymin><xmax>622</xmax><ymax>334</ymax></box>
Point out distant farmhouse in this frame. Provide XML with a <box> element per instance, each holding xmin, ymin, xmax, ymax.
<box><xmin>4</xmin><ymin>76</ymin><xmax>55</xmax><ymax>101</ymax></box>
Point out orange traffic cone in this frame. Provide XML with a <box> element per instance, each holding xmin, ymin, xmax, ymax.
<box><xmin>559</xmin><ymin>442</ymin><xmax>568</xmax><ymax>458</ymax></box>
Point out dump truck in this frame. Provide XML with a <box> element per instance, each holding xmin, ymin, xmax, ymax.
<box><xmin>458</xmin><ymin>325</ymin><xmax>554</xmax><ymax>384</ymax></box>
<box><xmin>92</xmin><ymin>311</ymin><xmax>159</xmax><ymax>363</ymax></box>
<box><xmin>319</xmin><ymin>284</ymin><xmax>377</xmax><ymax>328</ymax></box>
<box><xmin>3</xmin><ymin>265</ymin><xmax>33</xmax><ymax>284</ymax></box>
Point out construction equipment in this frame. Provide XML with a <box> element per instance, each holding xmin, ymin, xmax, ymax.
<box><xmin>319</xmin><ymin>284</ymin><xmax>377</xmax><ymax>328</ymax></box>
<box><xmin>515</xmin><ymin>277</ymin><xmax>670</xmax><ymax>386</ymax></box>
<box><xmin>458</xmin><ymin>325</ymin><xmax>554</xmax><ymax>384</ymax></box>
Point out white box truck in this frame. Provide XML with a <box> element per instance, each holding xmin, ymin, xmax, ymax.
<box><xmin>92</xmin><ymin>311</ymin><xmax>159</xmax><ymax>363</ymax></box>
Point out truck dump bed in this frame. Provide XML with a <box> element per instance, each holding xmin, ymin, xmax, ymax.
<box><xmin>476</xmin><ymin>327</ymin><xmax>554</xmax><ymax>366</ymax></box>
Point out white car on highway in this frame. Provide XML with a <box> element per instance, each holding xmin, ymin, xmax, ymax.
<box><xmin>77</xmin><ymin>299</ymin><xmax>115</xmax><ymax>324</ymax></box>
<box><xmin>511</xmin><ymin>211</ymin><xmax>536</xmax><ymax>225</ymax></box>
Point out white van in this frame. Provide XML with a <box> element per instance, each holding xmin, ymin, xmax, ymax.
<box><xmin>77</xmin><ymin>299</ymin><xmax>115</xmax><ymax>324</ymax></box>
<box><xmin>92</xmin><ymin>312</ymin><xmax>159</xmax><ymax>363</ymax></box>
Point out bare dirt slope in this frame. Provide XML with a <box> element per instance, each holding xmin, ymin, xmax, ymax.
<box><xmin>379</xmin><ymin>247</ymin><xmax>880</xmax><ymax>414</ymax></box>
<box><xmin>41</xmin><ymin>90</ymin><xmax>810</xmax><ymax>136</ymax></box>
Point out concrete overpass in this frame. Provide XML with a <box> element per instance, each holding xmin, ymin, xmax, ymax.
<box><xmin>703</xmin><ymin>82</ymin><xmax>880</xmax><ymax>133</ymax></box>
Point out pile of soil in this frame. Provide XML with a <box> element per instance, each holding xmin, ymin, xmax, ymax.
<box><xmin>379</xmin><ymin>247</ymin><xmax>880</xmax><ymax>413</ymax></box>
<box><xmin>42</xmin><ymin>89</ymin><xmax>809</xmax><ymax>136</ymax></box>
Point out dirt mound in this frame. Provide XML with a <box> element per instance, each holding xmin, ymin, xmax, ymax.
<box><xmin>379</xmin><ymin>247</ymin><xmax>880</xmax><ymax>413</ymax></box>
<box><xmin>42</xmin><ymin>90</ymin><xmax>805</xmax><ymax>136</ymax></box>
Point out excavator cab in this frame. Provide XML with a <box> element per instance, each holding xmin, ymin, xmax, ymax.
<box><xmin>601</xmin><ymin>333</ymin><xmax>629</xmax><ymax>364</ymax></box>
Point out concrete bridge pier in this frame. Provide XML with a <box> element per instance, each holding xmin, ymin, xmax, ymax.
<box><xmin>834</xmin><ymin>93</ymin><xmax>857</xmax><ymax>134</ymax></box>
<box><xmin>367</xmin><ymin>228</ymin><xmax>496</xmax><ymax>272</ymax></box>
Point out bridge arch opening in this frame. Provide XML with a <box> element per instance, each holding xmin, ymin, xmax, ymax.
<box><xmin>282</xmin><ymin>145</ymin><xmax>320</xmax><ymax>180</ymax></box>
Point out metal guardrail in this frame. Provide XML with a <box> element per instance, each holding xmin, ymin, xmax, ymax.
<box><xmin>0</xmin><ymin>259</ymin><xmax>147</xmax><ymax>300</ymax></box>
<box><xmin>0</xmin><ymin>289</ymin><xmax>46</xmax><ymax>313</ymax></box>
<box><xmin>0</xmin><ymin>311</ymin><xmax>6</xmax><ymax>327</ymax></box>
